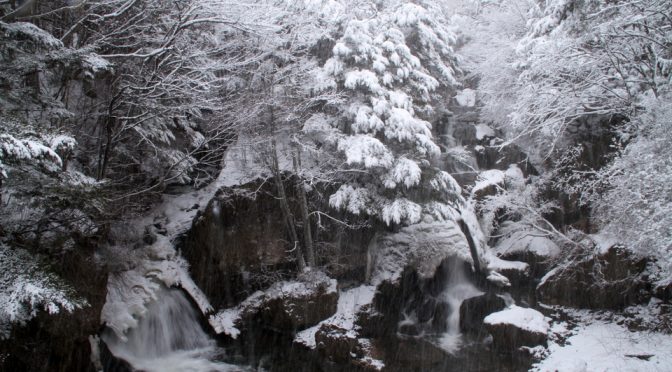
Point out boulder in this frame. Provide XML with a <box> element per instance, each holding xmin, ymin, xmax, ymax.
<box><xmin>483</xmin><ymin>306</ymin><xmax>549</xmax><ymax>351</ymax></box>
<box><xmin>182</xmin><ymin>182</ymin><xmax>293</xmax><ymax>309</ymax></box>
<box><xmin>314</xmin><ymin>329</ymin><xmax>385</xmax><ymax>371</ymax></box>
<box><xmin>536</xmin><ymin>245</ymin><xmax>649</xmax><ymax>309</ymax></box>
<box><xmin>210</xmin><ymin>270</ymin><xmax>338</xmax><ymax>336</ymax></box>
<box><xmin>355</xmin><ymin>304</ymin><xmax>387</xmax><ymax>338</ymax></box>
<box><xmin>471</xmin><ymin>169</ymin><xmax>505</xmax><ymax>201</ymax></box>
<box><xmin>315</xmin><ymin>324</ymin><xmax>358</xmax><ymax>363</ymax></box>
<box><xmin>459</xmin><ymin>293</ymin><xmax>507</xmax><ymax>334</ymax></box>
<box><xmin>495</xmin><ymin>229</ymin><xmax>560</xmax><ymax>278</ymax></box>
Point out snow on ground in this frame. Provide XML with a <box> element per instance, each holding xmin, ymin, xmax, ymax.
<box><xmin>294</xmin><ymin>285</ymin><xmax>376</xmax><ymax>349</ymax></box>
<box><xmin>484</xmin><ymin>305</ymin><xmax>550</xmax><ymax>335</ymax></box>
<box><xmin>533</xmin><ymin>318</ymin><xmax>672</xmax><ymax>371</ymax></box>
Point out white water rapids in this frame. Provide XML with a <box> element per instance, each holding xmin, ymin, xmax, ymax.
<box><xmin>102</xmin><ymin>287</ymin><xmax>240</xmax><ymax>372</ymax></box>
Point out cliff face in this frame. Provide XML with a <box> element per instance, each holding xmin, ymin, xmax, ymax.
<box><xmin>180</xmin><ymin>175</ymin><xmax>380</xmax><ymax>311</ymax></box>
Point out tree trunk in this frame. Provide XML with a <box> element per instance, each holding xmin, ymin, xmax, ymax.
<box><xmin>292</xmin><ymin>146</ymin><xmax>315</xmax><ymax>267</ymax></box>
<box><xmin>271</xmin><ymin>138</ymin><xmax>306</xmax><ymax>271</ymax></box>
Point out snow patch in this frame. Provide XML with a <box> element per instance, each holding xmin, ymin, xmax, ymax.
<box><xmin>487</xmin><ymin>254</ymin><xmax>529</xmax><ymax>273</ymax></box>
<box><xmin>475</xmin><ymin>124</ymin><xmax>495</xmax><ymax>140</ymax></box>
<box><xmin>484</xmin><ymin>305</ymin><xmax>550</xmax><ymax>334</ymax></box>
<box><xmin>533</xmin><ymin>318</ymin><xmax>672</xmax><ymax>371</ymax></box>
<box><xmin>455</xmin><ymin>89</ymin><xmax>476</xmax><ymax>107</ymax></box>
<box><xmin>494</xmin><ymin>229</ymin><xmax>561</xmax><ymax>259</ymax></box>
<box><xmin>294</xmin><ymin>285</ymin><xmax>376</xmax><ymax>349</ymax></box>
<box><xmin>471</xmin><ymin>169</ymin><xmax>505</xmax><ymax>196</ymax></box>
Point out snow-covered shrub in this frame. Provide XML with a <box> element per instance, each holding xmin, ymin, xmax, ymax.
<box><xmin>0</xmin><ymin>244</ymin><xmax>86</xmax><ymax>339</ymax></box>
<box><xmin>592</xmin><ymin>96</ymin><xmax>672</xmax><ymax>285</ymax></box>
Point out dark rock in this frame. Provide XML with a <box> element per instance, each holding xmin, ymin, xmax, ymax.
<box><xmin>99</xmin><ymin>339</ymin><xmax>133</xmax><ymax>372</ymax></box>
<box><xmin>181</xmin><ymin>181</ymin><xmax>295</xmax><ymax>309</ymax></box>
<box><xmin>475</xmin><ymin>143</ymin><xmax>537</xmax><ymax>177</ymax></box>
<box><xmin>350</xmin><ymin>339</ymin><xmax>385</xmax><ymax>372</ymax></box>
<box><xmin>484</xmin><ymin>307</ymin><xmax>548</xmax><ymax>352</ymax></box>
<box><xmin>472</xmin><ymin>182</ymin><xmax>500</xmax><ymax>201</ymax></box>
<box><xmin>0</xmin><ymin>241</ymin><xmax>107</xmax><ymax>372</ymax></box>
<box><xmin>487</xmin><ymin>322</ymin><xmax>547</xmax><ymax>351</ymax></box>
<box><xmin>459</xmin><ymin>293</ymin><xmax>507</xmax><ymax>334</ymax></box>
<box><xmin>181</xmin><ymin>177</ymin><xmax>377</xmax><ymax>309</ymax></box>
<box><xmin>394</xmin><ymin>338</ymin><xmax>450</xmax><ymax>365</ymax></box>
<box><xmin>235</xmin><ymin>271</ymin><xmax>339</xmax><ymax>333</ymax></box>
<box><xmin>315</xmin><ymin>324</ymin><xmax>358</xmax><ymax>363</ymax></box>
<box><xmin>496</xmin><ymin>264</ymin><xmax>531</xmax><ymax>288</ymax></box>
<box><xmin>142</xmin><ymin>227</ymin><xmax>157</xmax><ymax>245</ymax></box>
<box><xmin>654</xmin><ymin>283</ymin><xmax>672</xmax><ymax>302</ymax></box>
<box><xmin>537</xmin><ymin>245</ymin><xmax>649</xmax><ymax>309</ymax></box>
<box><xmin>452</xmin><ymin>121</ymin><xmax>479</xmax><ymax>146</ymax></box>
<box><xmin>355</xmin><ymin>304</ymin><xmax>386</xmax><ymax>338</ymax></box>
<box><xmin>431</xmin><ymin>301</ymin><xmax>451</xmax><ymax>330</ymax></box>
<box><xmin>500</xmin><ymin>250</ymin><xmax>554</xmax><ymax>279</ymax></box>
<box><xmin>417</xmin><ymin>297</ymin><xmax>437</xmax><ymax>323</ymax></box>
<box><xmin>398</xmin><ymin>322</ymin><xmax>422</xmax><ymax>336</ymax></box>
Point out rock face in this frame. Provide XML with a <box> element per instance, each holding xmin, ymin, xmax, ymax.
<box><xmin>537</xmin><ymin>245</ymin><xmax>649</xmax><ymax>309</ymax></box>
<box><xmin>484</xmin><ymin>306</ymin><xmax>549</xmax><ymax>352</ymax></box>
<box><xmin>181</xmin><ymin>181</ymin><xmax>294</xmax><ymax>309</ymax></box>
<box><xmin>459</xmin><ymin>292</ymin><xmax>507</xmax><ymax>334</ymax></box>
<box><xmin>181</xmin><ymin>177</ymin><xmax>376</xmax><ymax>309</ymax></box>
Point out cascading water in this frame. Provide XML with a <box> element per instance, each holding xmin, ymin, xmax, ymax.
<box><xmin>102</xmin><ymin>287</ymin><xmax>239</xmax><ymax>372</ymax></box>
<box><xmin>438</xmin><ymin>259</ymin><xmax>482</xmax><ymax>353</ymax></box>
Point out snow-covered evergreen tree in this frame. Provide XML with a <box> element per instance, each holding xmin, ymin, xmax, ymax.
<box><xmin>311</xmin><ymin>0</ymin><xmax>465</xmax><ymax>226</ymax></box>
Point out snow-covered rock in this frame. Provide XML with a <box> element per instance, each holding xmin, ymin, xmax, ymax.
<box><xmin>367</xmin><ymin>222</ymin><xmax>473</xmax><ymax>285</ymax></box>
<box><xmin>484</xmin><ymin>305</ymin><xmax>550</xmax><ymax>350</ymax></box>
<box><xmin>471</xmin><ymin>169</ymin><xmax>505</xmax><ymax>200</ymax></box>
<box><xmin>292</xmin><ymin>285</ymin><xmax>384</xmax><ymax>371</ymax></box>
<box><xmin>537</xmin><ymin>245</ymin><xmax>649</xmax><ymax>309</ymax></box>
<box><xmin>455</xmin><ymin>89</ymin><xmax>476</xmax><ymax>107</ymax></box>
<box><xmin>496</xmin><ymin>233</ymin><xmax>560</xmax><ymax>260</ymax></box>
<box><xmin>474</xmin><ymin>124</ymin><xmax>494</xmax><ymax>140</ymax></box>
<box><xmin>209</xmin><ymin>270</ymin><xmax>338</xmax><ymax>338</ymax></box>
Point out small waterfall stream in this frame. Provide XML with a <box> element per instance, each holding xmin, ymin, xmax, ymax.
<box><xmin>438</xmin><ymin>259</ymin><xmax>482</xmax><ymax>353</ymax></box>
<box><xmin>102</xmin><ymin>287</ymin><xmax>238</xmax><ymax>372</ymax></box>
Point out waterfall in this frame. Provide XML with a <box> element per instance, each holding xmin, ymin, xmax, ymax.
<box><xmin>102</xmin><ymin>287</ymin><xmax>239</xmax><ymax>372</ymax></box>
<box><xmin>438</xmin><ymin>259</ymin><xmax>482</xmax><ymax>353</ymax></box>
